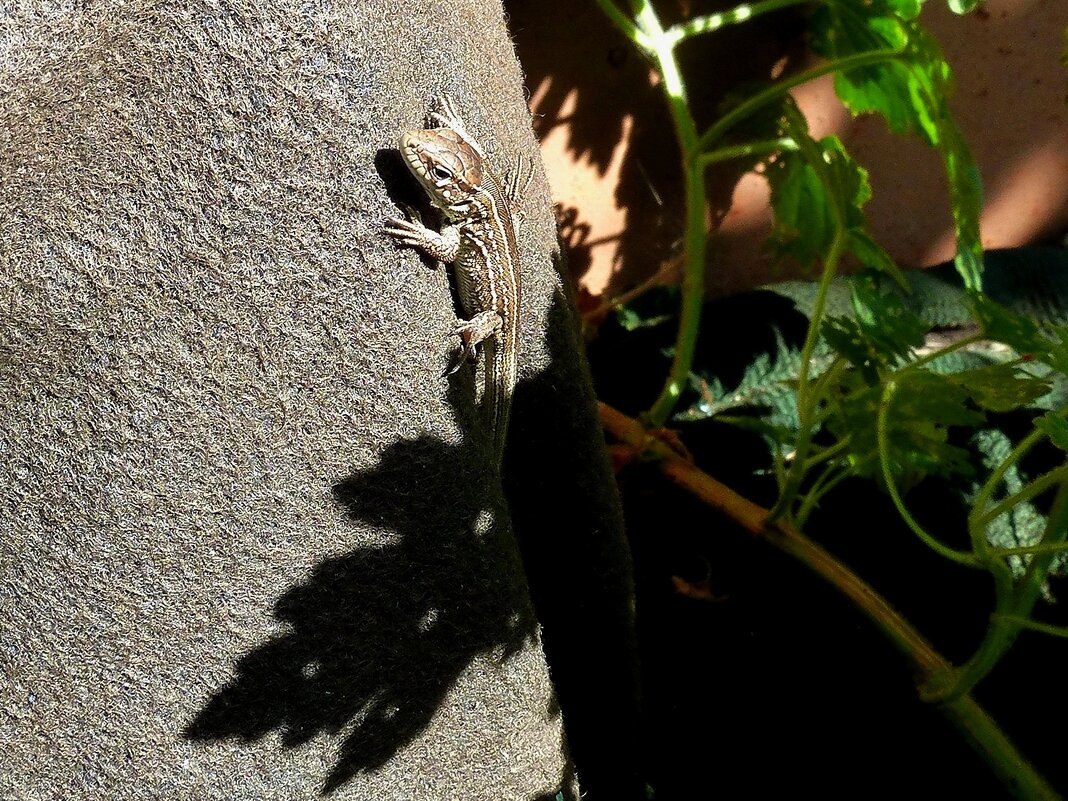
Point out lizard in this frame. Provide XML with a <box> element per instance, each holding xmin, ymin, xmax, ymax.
<box><xmin>384</xmin><ymin>96</ymin><xmax>527</xmax><ymax>466</ymax></box>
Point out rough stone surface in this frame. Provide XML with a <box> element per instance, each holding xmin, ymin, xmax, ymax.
<box><xmin>0</xmin><ymin>0</ymin><xmax>637</xmax><ymax>798</ymax></box>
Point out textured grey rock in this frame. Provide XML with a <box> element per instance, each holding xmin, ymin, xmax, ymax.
<box><xmin>0</xmin><ymin>0</ymin><xmax>640</xmax><ymax>798</ymax></box>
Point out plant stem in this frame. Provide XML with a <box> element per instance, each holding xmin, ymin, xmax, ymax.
<box><xmin>993</xmin><ymin>614</ymin><xmax>1068</xmax><ymax>640</ymax></box>
<box><xmin>801</xmin><ymin>437</ymin><xmax>851</xmax><ymax>472</ymax></box>
<box><xmin>876</xmin><ymin>377</ymin><xmax>981</xmax><ymax>567</ymax></box>
<box><xmin>970</xmin><ymin>426</ymin><xmax>1049</xmax><ymax>536</ymax></box>
<box><xmin>599</xmin><ymin>401</ymin><xmax>1062</xmax><ymax>801</ymax></box>
<box><xmin>994</xmin><ymin>540</ymin><xmax>1068</xmax><ymax>558</ymax></box>
<box><xmin>599</xmin><ymin>10</ymin><xmax>903</xmax><ymax>429</ymax></box>
<box><xmin>767</xmin><ymin>108</ymin><xmax>845</xmax><ymax>521</ymax></box>
<box><xmin>667</xmin><ymin>0</ymin><xmax>812</xmax><ymax>43</ymax></box>
<box><xmin>593</xmin><ymin>0</ymin><xmax>652</xmax><ymax>51</ymax></box>
<box><xmin>628</xmin><ymin>0</ymin><xmax>708</xmax><ymax>428</ymax></box>
<box><xmin>942</xmin><ymin>479</ymin><xmax>1068</xmax><ymax>701</ymax></box>
<box><xmin>696</xmin><ymin>48</ymin><xmax>904</xmax><ymax>153</ymax></box>
<box><xmin>908</xmin><ymin>332</ymin><xmax>986</xmax><ymax>370</ymax></box>
<box><xmin>975</xmin><ymin>465</ymin><xmax>1068</xmax><ymax>529</ymax></box>
<box><xmin>696</xmin><ymin>137</ymin><xmax>799</xmax><ymax>170</ymax></box>
<box><xmin>794</xmin><ymin>463</ymin><xmax>850</xmax><ymax>528</ymax></box>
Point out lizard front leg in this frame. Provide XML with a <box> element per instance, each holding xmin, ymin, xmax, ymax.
<box><xmin>385</xmin><ymin>210</ymin><xmax>500</xmax><ymax>371</ymax></box>
<box><xmin>384</xmin><ymin>205</ymin><xmax>462</xmax><ymax>263</ymax></box>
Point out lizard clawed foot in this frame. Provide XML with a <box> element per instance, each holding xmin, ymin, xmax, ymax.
<box><xmin>442</xmin><ymin>311</ymin><xmax>502</xmax><ymax>375</ymax></box>
<box><xmin>443</xmin><ymin>330</ymin><xmax>480</xmax><ymax>376</ymax></box>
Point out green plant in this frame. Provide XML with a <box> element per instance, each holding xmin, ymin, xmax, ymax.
<box><xmin>593</xmin><ymin>1</ymin><xmax>1068</xmax><ymax>798</ymax></box>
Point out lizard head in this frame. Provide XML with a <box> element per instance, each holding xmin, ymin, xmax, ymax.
<box><xmin>399</xmin><ymin>128</ymin><xmax>484</xmax><ymax>219</ymax></box>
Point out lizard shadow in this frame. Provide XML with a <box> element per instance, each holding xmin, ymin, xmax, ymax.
<box><xmin>375</xmin><ymin>146</ymin><xmax>472</xmax><ymax>321</ymax></box>
<box><xmin>183</xmin><ymin>388</ymin><xmax>539</xmax><ymax>794</ymax></box>
<box><xmin>374</xmin><ymin>147</ymin><xmax>422</xmax><ymax>214</ymax></box>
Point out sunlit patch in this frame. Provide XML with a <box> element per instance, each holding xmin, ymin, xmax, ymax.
<box><xmin>474</xmin><ymin>508</ymin><xmax>495</xmax><ymax>537</ymax></box>
<box><xmin>418</xmin><ymin>607</ymin><xmax>439</xmax><ymax>632</ymax></box>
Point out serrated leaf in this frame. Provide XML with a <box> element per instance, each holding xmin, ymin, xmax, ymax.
<box><xmin>765</xmin><ymin>156</ymin><xmax>832</xmax><ymax>268</ymax></box>
<box><xmin>810</xmin><ymin>2</ymin><xmax>984</xmax><ymax>289</ymax></box>
<box><xmin>829</xmin><ymin>373</ymin><xmax>980</xmax><ymax>480</ymax></box>
<box><xmin>823</xmin><ymin>316</ymin><xmax>874</xmax><ymax>373</ymax></box>
<box><xmin>969</xmin><ymin>428</ymin><xmax>1057</xmax><ymax>580</ymax></box>
<box><xmin>947</xmin><ymin>364</ymin><xmax>1051</xmax><ymax>413</ymax></box>
<box><xmin>901</xmin><ymin>371</ymin><xmax>986</xmax><ymax>427</ymax></box>
<box><xmin>850</xmin><ymin>277</ymin><xmax>927</xmax><ymax>362</ymax></box>
<box><xmin>847</xmin><ymin>229</ymin><xmax>907</xmax><ymax>288</ymax></box>
<box><xmin>969</xmin><ymin>293</ymin><xmax>1048</xmax><ymax>354</ymax></box>
<box><xmin>821</xmin><ymin>275</ymin><xmax>928</xmax><ymax>376</ymax></box>
<box><xmin>765</xmin><ymin>123</ymin><xmax>902</xmax><ymax>282</ymax></box>
<box><xmin>681</xmin><ymin>328</ymin><xmax>805</xmax><ymax>432</ymax></box>
<box><xmin>813</xmin><ymin>8</ymin><xmax>946</xmax><ymax>143</ymax></box>
<box><xmin>1041</xmin><ymin>327</ymin><xmax>1068</xmax><ymax>375</ymax></box>
<box><xmin>942</xmin><ymin>123</ymin><xmax>984</xmax><ymax>290</ymax></box>
<box><xmin>1037</xmin><ymin>412</ymin><xmax>1068</xmax><ymax>452</ymax></box>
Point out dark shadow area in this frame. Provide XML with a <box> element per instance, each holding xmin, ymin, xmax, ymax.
<box><xmin>621</xmin><ymin>456</ymin><xmax>1009</xmax><ymax>799</ymax></box>
<box><xmin>184</xmin><ymin>407</ymin><xmax>539</xmax><ymax>794</ymax></box>
<box><xmin>504</xmin><ymin>288</ymin><xmax>645</xmax><ymax>801</ymax></box>
<box><xmin>374</xmin><ymin>146</ymin><xmax>434</xmax><ymax>238</ymax></box>
<box><xmin>587</xmin><ymin>253</ymin><xmax>1068</xmax><ymax>798</ymax></box>
<box><xmin>555</xmin><ymin>203</ymin><xmax>594</xmax><ymax>285</ymax></box>
<box><xmin>529</xmin><ymin>756</ymin><xmax>579</xmax><ymax>801</ymax></box>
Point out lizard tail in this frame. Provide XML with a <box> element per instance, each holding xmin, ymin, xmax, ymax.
<box><xmin>482</xmin><ymin>337</ymin><xmax>514</xmax><ymax>467</ymax></box>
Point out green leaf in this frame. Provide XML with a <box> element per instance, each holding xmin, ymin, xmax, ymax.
<box><xmin>887</xmin><ymin>0</ymin><xmax>924</xmax><ymax>18</ymax></box>
<box><xmin>812</xmin><ymin>6</ymin><xmax>946</xmax><ymax>139</ymax></box>
<box><xmin>900</xmin><ymin>371</ymin><xmax>986</xmax><ymax>427</ymax></box>
<box><xmin>947</xmin><ymin>364</ymin><xmax>1051</xmax><ymax>413</ymax></box>
<box><xmin>847</xmin><ymin>229</ymin><xmax>907</xmax><ymax>288</ymax></box>
<box><xmin>810</xmin><ymin>2</ymin><xmax>984</xmax><ymax>289</ymax></box>
<box><xmin>942</xmin><ymin>123</ymin><xmax>984</xmax><ymax>290</ymax></box>
<box><xmin>969</xmin><ymin>293</ymin><xmax>1048</xmax><ymax>354</ymax></box>
<box><xmin>829</xmin><ymin>372</ymin><xmax>980</xmax><ymax>480</ymax></box>
<box><xmin>812</xmin><ymin>7</ymin><xmax>930</xmax><ymax>138</ymax></box>
<box><xmin>821</xmin><ymin>275</ymin><xmax>927</xmax><ymax>376</ymax></box>
<box><xmin>823</xmin><ymin>316</ymin><xmax>875</xmax><ymax>374</ymax></box>
<box><xmin>1041</xmin><ymin>326</ymin><xmax>1068</xmax><ymax>375</ymax></box>
<box><xmin>765</xmin><ymin>119</ymin><xmax>903</xmax><ymax>283</ymax></box>
<box><xmin>850</xmin><ymin>276</ymin><xmax>928</xmax><ymax>363</ymax></box>
<box><xmin>1037</xmin><ymin>412</ymin><xmax>1068</xmax><ymax>452</ymax></box>
<box><xmin>764</xmin><ymin>149</ymin><xmax>833</xmax><ymax>269</ymax></box>
<box><xmin>682</xmin><ymin>328</ymin><xmax>807</xmax><ymax>432</ymax></box>
<box><xmin>969</xmin><ymin>428</ymin><xmax>1057</xmax><ymax>579</ymax></box>
<box><xmin>947</xmin><ymin>0</ymin><xmax>980</xmax><ymax>13</ymax></box>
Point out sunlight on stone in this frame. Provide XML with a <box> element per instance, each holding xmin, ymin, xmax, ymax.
<box><xmin>418</xmin><ymin>607</ymin><xmax>440</xmax><ymax>633</ymax></box>
<box><xmin>474</xmin><ymin>508</ymin><xmax>495</xmax><ymax>538</ymax></box>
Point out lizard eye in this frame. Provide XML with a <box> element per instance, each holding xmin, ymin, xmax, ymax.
<box><xmin>431</xmin><ymin>166</ymin><xmax>452</xmax><ymax>182</ymax></box>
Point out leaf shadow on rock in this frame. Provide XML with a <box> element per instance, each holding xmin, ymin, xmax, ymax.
<box><xmin>183</xmin><ymin>387</ymin><xmax>539</xmax><ymax>794</ymax></box>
